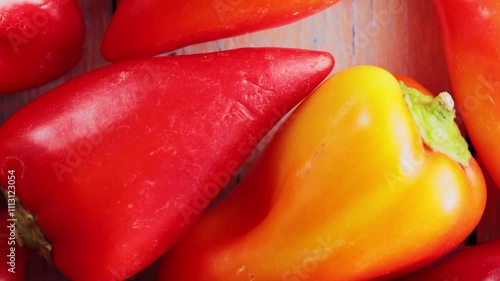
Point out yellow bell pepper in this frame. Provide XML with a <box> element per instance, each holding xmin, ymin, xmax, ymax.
<box><xmin>158</xmin><ymin>65</ymin><xmax>486</xmax><ymax>280</ymax></box>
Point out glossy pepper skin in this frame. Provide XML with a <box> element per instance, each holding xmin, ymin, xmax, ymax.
<box><xmin>0</xmin><ymin>0</ymin><xmax>85</xmax><ymax>93</ymax></box>
<box><xmin>0</xmin><ymin>48</ymin><xmax>334</xmax><ymax>281</ymax></box>
<box><xmin>433</xmin><ymin>0</ymin><xmax>500</xmax><ymax>189</ymax></box>
<box><xmin>158</xmin><ymin>66</ymin><xmax>486</xmax><ymax>281</ymax></box>
<box><xmin>101</xmin><ymin>0</ymin><xmax>340</xmax><ymax>62</ymax></box>
<box><xmin>398</xmin><ymin>238</ymin><xmax>500</xmax><ymax>281</ymax></box>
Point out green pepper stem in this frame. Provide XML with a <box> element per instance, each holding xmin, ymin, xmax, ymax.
<box><xmin>1</xmin><ymin>186</ymin><xmax>53</xmax><ymax>264</ymax></box>
<box><xmin>400</xmin><ymin>81</ymin><xmax>471</xmax><ymax>167</ymax></box>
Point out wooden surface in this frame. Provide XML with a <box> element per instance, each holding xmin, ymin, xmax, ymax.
<box><xmin>2</xmin><ymin>0</ymin><xmax>497</xmax><ymax>280</ymax></box>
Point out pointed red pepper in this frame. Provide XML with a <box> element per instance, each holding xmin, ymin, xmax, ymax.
<box><xmin>432</xmin><ymin>0</ymin><xmax>500</xmax><ymax>188</ymax></box>
<box><xmin>0</xmin><ymin>47</ymin><xmax>334</xmax><ymax>281</ymax></box>
<box><xmin>101</xmin><ymin>0</ymin><xmax>340</xmax><ymax>62</ymax></box>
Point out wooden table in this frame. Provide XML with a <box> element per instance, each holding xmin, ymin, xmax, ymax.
<box><xmin>2</xmin><ymin>0</ymin><xmax>499</xmax><ymax>279</ymax></box>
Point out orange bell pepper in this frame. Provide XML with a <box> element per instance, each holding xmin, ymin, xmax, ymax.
<box><xmin>157</xmin><ymin>65</ymin><xmax>486</xmax><ymax>280</ymax></box>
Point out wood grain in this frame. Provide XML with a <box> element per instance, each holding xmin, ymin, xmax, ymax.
<box><xmin>1</xmin><ymin>0</ymin><xmax>486</xmax><ymax>280</ymax></box>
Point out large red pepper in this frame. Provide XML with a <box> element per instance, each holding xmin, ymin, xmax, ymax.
<box><xmin>0</xmin><ymin>0</ymin><xmax>85</xmax><ymax>93</ymax></box>
<box><xmin>432</xmin><ymin>0</ymin><xmax>500</xmax><ymax>188</ymax></box>
<box><xmin>398</xmin><ymin>238</ymin><xmax>500</xmax><ymax>280</ymax></box>
<box><xmin>101</xmin><ymin>0</ymin><xmax>340</xmax><ymax>62</ymax></box>
<box><xmin>0</xmin><ymin>48</ymin><xmax>334</xmax><ymax>281</ymax></box>
<box><xmin>157</xmin><ymin>66</ymin><xmax>485</xmax><ymax>281</ymax></box>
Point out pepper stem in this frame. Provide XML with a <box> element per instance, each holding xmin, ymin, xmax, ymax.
<box><xmin>400</xmin><ymin>81</ymin><xmax>471</xmax><ymax>167</ymax></box>
<box><xmin>1</xmin><ymin>187</ymin><xmax>53</xmax><ymax>264</ymax></box>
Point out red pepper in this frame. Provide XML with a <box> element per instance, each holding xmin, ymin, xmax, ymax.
<box><xmin>0</xmin><ymin>0</ymin><xmax>85</xmax><ymax>94</ymax></box>
<box><xmin>101</xmin><ymin>0</ymin><xmax>340</xmax><ymax>62</ymax></box>
<box><xmin>398</xmin><ymin>238</ymin><xmax>500</xmax><ymax>280</ymax></box>
<box><xmin>432</xmin><ymin>0</ymin><xmax>500</xmax><ymax>188</ymax></box>
<box><xmin>0</xmin><ymin>48</ymin><xmax>334</xmax><ymax>281</ymax></box>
